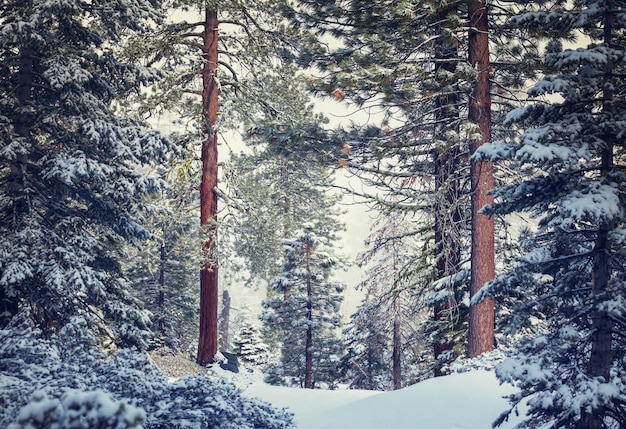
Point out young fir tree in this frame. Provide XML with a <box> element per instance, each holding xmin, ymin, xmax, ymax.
<box><xmin>475</xmin><ymin>1</ymin><xmax>626</xmax><ymax>427</ymax></box>
<box><xmin>340</xmin><ymin>299</ymin><xmax>390</xmax><ymax>391</ymax></box>
<box><xmin>0</xmin><ymin>0</ymin><xmax>171</xmax><ymax>346</ymax></box>
<box><xmin>125</xmin><ymin>175</ymin><xmax>200</xmax><ymax>351</ymax></box>
<box><xmin>261</xmin><ymin>225</ymin><xmax>345</xmax><ymax>389</ymax></box>
<box><xmin>232</xmin><ymin>322</ymin><xmax>269</xmax><ymax>367</ymax></box>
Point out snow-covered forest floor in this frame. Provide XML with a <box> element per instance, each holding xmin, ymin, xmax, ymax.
<box><xmin>149</xmin><ymin>349</ymin><xmax>528</xmax><ymax>429</ymax></box>
<box><xmin>243</xmin><ymin>370</ymin><xmax>528</xmax><ymax>429</ymax></box>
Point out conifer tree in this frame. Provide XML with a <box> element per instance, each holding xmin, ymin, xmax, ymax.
<box><xmin>344</xmin><ymin>212</ymin><xmax>427</xmax><ymax>389</ymax></box>
<box><xmin>223</xmin><ymin>128</ymin><xmax>341</xmax><ymax>288</ymax></box>
<box><xmin>125</xmin><ymin>177</ymin><xmax>200</xmax><ymax>351</ymax></box>
<box><xmin>476</xmin><ymin>1</ymin><xmax>626</xmax><ymax>427</ymax></box>
<box><xmin>341</xmin><ymin>300</ymin><xmax>390</xmax><ymax>390</ymax></box>
<box><xmin>261</xmin><ymin>225</ymin><xmax>345</xmax><ymax>389</ymax></box>
<box><xmin>233</xmin><ymin>322</ymin><xmax>269</xmax><ymax>367</ymax></box>
<box><xmin>0</xmin><ymin>0</ymin><xmax>171</xmax><ymax>346</ymax></box>
<box><xmin>467</xmin><ymin>0</ymin><xmax>495</xmax><ymax>358</ymax></box>
<box><xmin>283</xmin><ymin>0</ymin><xmax>540</xmax><ymax>371</ymax></box>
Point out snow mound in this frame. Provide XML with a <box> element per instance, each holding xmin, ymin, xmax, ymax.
<box><xmin>243</xmin><ymin>370</ymin><xmax>524</xmax><ymax>429</ymax></box>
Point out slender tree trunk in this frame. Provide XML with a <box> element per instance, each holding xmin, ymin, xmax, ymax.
<box><xmin>467</xmin><ymin>0</ymin><xmax>495</xmax><ymax>358</ymax></box>
<box><xmin>432</xmin><ymin>5</ymin><xmax>462</xmax><ymax>376</ymax></box>
<box><xmin>579</xmin><ymin>8</ymin><xmax>614</xmax><ymax>429</ymax></box>
<box><xmin>392</xmin><ymin>310</ymin><xmax>402</xmax><ymax>390</ymax></box>
<box><xmin>433</xmin><ymin>148</ymin><xmax>461</xmax><ymax>375</ymax></box>
<box><xmin>219</xmin><ymin>289</ymin><xmax>231</xmax><ymax>352</ymax></box>
<box><xmin>304</xmin><ymin>243</ymin><xmax>314</xmax><ymax>389</ymax></box>
<box><xmin>197</xmin><ymin>8</ymin><xmax>220</xmax><ymax>366</ymax></box>
<box><xmin>157</xmin><ymin>241</ymin><xmax>167</xmax><ymax>340</ymax></box>
<box><xmin>367</xmin><ymin>324</ymin><xmax>376</xmax><ymax>390</ymax></box>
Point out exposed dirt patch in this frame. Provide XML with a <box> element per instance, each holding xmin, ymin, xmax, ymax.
<box><xmin>148</xmin><ymin>347</ymin><xmax>208</xmax><ymax>379</ymax></box>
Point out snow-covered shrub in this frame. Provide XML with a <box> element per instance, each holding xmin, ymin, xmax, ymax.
<box><xmin>0</xmin><ymin>315</ymin><xmax>294</xmax><ymax>429</ymax></box>
<box><xmin>9</xmin><ymin>389</ymin><xmax>144</xmax><ymax>429</ymax></box>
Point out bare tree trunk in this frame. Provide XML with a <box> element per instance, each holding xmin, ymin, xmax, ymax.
<box><xmin>219</xmin><ymin>289</ymin><xmax>231</xmax><ymax>352</ymax></box>
<box><xmin>197</xmin><ymin>8</ymin><xmax>220</xmax><ymax>366</ymax></box>
<box><xmin>467</xmin><ymin>0</ymin><xmax>495</xmax><ymax>358</ymax></box>
<box><xmin>304</xmin><ymin>243</ymin><xmax>314</xmax><ymax>389</ymax></box>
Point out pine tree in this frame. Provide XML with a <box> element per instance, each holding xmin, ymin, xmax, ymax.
<box><xmin>223</xmin><ymin>136</ymin><xmax>342</xmax><ymax>288</ymax></box>
<box><xmin>475</xmin><ymin>1</ymin><xmax>626</xmax><ymax>427</ymax></box>
<box><xmin>343</xmin><ymin>212</ymin><xmax>428</xmax><ymax>389</ymax></box>
<box><xmin>0</xmin><ymin>0</ymin><xmax>171</xmax><ymax>346</ymax></box>
<box><xmin>340</xmin><ymin>300</ymin><xmax>390</xmax><ymax>390</ymax></box>
<box><xmin>261</xmin><ymin>225</ymin><xmax>345</xmax><ymax>389</ymax></box>
<box><xmin>467</xmin><ymin>0</ymin><xmax>495</xmax><ymax>358</ymax></box>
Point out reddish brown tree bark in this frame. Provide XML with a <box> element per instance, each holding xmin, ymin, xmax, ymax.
<box><xmin>467</xmin><ymin>0</ymin><xmax>495</xmax><ymax>358</ymax></box>
<box><xmin>197</xmin><ymin>8</ymin><xmax>220</xmax><ymax>366</ymax></box>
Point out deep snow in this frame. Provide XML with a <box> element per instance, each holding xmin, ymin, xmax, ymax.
<box><xmin>240</xmin><ymin>370</ymin><xmax>526</xmax><ymax>429</ymax></box>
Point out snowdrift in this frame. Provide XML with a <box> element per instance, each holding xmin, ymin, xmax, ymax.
<box><xmin>243</xmin><ymin>370</ymin><xmax>525</xmax><ymax>429</ymax></box>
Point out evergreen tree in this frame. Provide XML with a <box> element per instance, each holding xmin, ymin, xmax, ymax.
<box><xmin>233</xmin><ymin>323</ymin><xmax>269</xmax><ymax>367</ymax></box>
<box><xmin>282</xmin><ymin>0</ymin><xmax>541</xmax><ymax>371</ymax></box>
<box><xmin>125</xmin><ymin>175</ymin><xmax>200</xmax><ymax>351</ymax></box>
<box><xmin>467</xmin><ymin>0</ymin><xmax>495</xmax><ymax>358</ymax></box>
<box><xmin>261</xmin><ymin>225</ymin><xmax>345</xmax><ymax>389</ymax></box>
<box><xmin>340</xmin><ymin>300</ymin><xmax>391</xmax><ymax>391</ymax></box>
<box><xmin>223</xmin><ymin>138</ymin><xmax>341</xmax><ymax>288</ymax></box>
<box><xmin>475</xmin><ymin>1</ymin><xmax>626</xmax><ymax>427</ymax></box>
<box><xmin>0</xmin><ymin>0</ymin><xmax>171</xmax><ymax>346</ymax></box>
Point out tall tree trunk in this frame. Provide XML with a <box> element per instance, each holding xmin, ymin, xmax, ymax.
<box><xmin>579</xmin><ymin>8</ymin><xmax>614</xmax><ymax>428</ymax></box>
<box><xmin>197</xmin><ymin>8</ymin><xmax>220</xmax><ymax>366</ymax></box>
<box><xmin>432</xmin><ymin>5</ymin><xmax>462</xmax><ymax>376</ymax></box>
<box><xmin>304</xmin><ymin>243</ymin><xmax>314</xmax><ymax>389</ymax></box>
<box><xmin>1</xmin><ymin>44</ymin><xmax>35</xmax><ymax>328</ymax></box>
<box><xmin>219</xmin><ymin>289</ymin><xmax>231</xmax><ymax>352</ymax></box>
<box><xmin>467</xmin><ymin>0</ymin><xmax>495</xmax><ymax>358</ymax></box>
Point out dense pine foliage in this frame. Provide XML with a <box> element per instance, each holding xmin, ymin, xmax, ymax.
<box><xmin>261</xmin><ymin>226</ymin><xmax>345</xmax><ymax>389</ymax></box>
<box><xmin>0</xmin><ymin>0</ymin><xmax>173</xmax><ymax>346</ymax></box>
<box><xmin>475</xmin><ymin>1</ymin><xmax>626</xmax><ymax>427</ymax></box>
